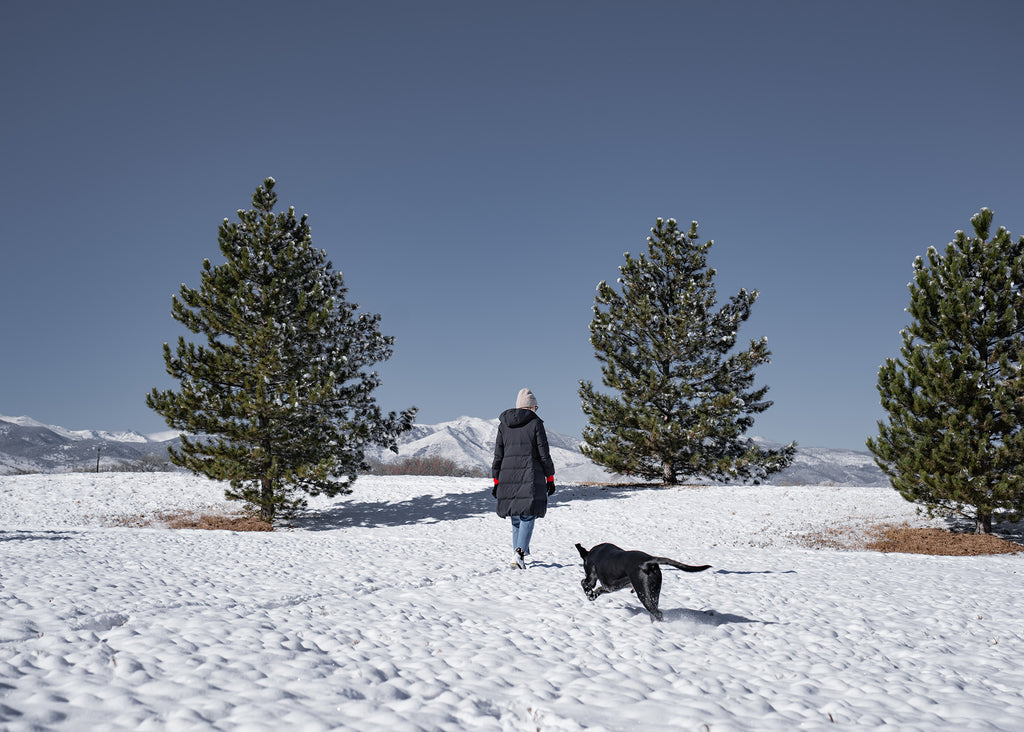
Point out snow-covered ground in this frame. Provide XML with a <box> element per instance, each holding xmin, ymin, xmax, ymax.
<box><xmin>2</xmin><ymin>473</ymin><xmax>1022</xmax><ymax>730</ymax></box>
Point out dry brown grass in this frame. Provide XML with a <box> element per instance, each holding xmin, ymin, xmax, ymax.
<box><xmin>99</xmin><ymin>509</ymin><xmax>273</xmax><ymax>532</ymax></box>
<box><xmin>864</xmin><ymin>524</ymin><xmax>1021</xmax><ymax>556</ymax></box>
<box><xmin>164</xmin><ymin>513</ymin><xmax>273</xmax><ymax>532</ymax></box>
<box><xmin>799</xmin><ymin>522</ymin><xmax>1022</xmax><ymax>556</ymax></box>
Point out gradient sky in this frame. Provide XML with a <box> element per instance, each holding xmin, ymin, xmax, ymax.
<box><xmin>3</xmin><ymin>1</ymin><xmax>1022</xmax><ymax>451</ymax></box>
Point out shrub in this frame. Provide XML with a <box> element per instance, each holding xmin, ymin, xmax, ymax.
<box><xmin>109</xmin><ymin>454</ymin><xmax>175</xmax><ymax>472</ymax></box>
<box><xmin>365</xmin><ymin>455</ymin><xmax>486</xmax><ymax>477</ymax></box>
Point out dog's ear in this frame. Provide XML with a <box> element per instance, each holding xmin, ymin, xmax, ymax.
<box><xmin>575</xmin><ymin>543</ymin><xmax>589</xmax><ymax>559</ymax></box>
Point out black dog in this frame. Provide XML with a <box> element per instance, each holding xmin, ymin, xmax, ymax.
<box><xmin>575</xmin><ymin>542</ymin><xmax>711</xmax><ymax>622</ymax></box>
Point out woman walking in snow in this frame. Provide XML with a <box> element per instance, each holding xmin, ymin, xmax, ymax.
<box><xmin>491</xmin><ymin>388</ymin><xmax>556</xmax><ymax>569</ymax></box>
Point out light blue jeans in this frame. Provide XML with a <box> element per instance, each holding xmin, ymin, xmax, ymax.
<box><xmin>510</xmin><ymin>514</ymin><xmax>535</xmax><ymax>555</ymax></box>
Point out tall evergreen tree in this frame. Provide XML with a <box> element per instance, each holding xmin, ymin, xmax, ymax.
<box><xmin>147</xmin><ymin>178</ymin><xmax>416</xmax><ymax>522</ymax></box>
<box><xmin>579</xmin><ymin>217</ymin><xmax>794</xmax><ymax>485</ymax></box>
<box><xmin>867</xmin><ymin>208</ymin><xmax>1024</xmax><ymax>534</ymax></box>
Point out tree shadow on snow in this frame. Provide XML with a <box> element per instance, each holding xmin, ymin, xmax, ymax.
<box><xmin>291</xmin><ymin>482</ymin><xmax>666</xmax><ymax>531</ymax></box>
<box><xmin>556</xmin><ymin>483</ymin><xmax>696</xmax><ymax>503</ymax></box>
<box><xmin>290</xmin><ymin>481</ymin><xmax>740</xmax><ymax>532</ymax></box>
<box><xmin>945</xmin><ymin>516</ymin><xmax>1024</xmax><ymax>547</ymax></box>
<box><xmin>0</xmin><ymin>530</ymin><xmax>77</xmax><ymax>543</ymax></box>
<box><xmin>292</xmin><ymin>489</ymin><xmax>495</xmax><ymax>530</ymax></box>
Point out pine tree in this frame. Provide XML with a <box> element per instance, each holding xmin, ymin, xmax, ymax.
<box><xmin>867</xmin><ymin>208</ymin><xmax>1024</xmax><ymax>534</ymax></box>
<box><xmin>147</xmin><ymin>178</ymin><xmax>416</xmax><ymax>522</ymax></box>
<box><xmin>579</xmin><ymin>217</ymin><xmax>795</xmax><ymax>485</ymax></box>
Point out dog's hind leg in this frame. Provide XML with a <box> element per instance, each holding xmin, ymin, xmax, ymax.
<box><xmin>629</xmin><ymin>562</ymin><xmax>664</xmax><ymax>622</ymax></box>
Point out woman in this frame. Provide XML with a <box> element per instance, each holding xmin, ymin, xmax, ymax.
<box><xmin>492</xmin><ymin>387</ymin><xmax>556</xmax><ymax>569</ymax></box>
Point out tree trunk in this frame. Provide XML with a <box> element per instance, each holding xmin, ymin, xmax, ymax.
<box><xmin>259</xmin><ymin>418</ymin><xmax>274</xmax><ymax>522</ymax></box>
<box><xmin>974</xmin><ymin>511</ymin><xmax>992</xmax><ymax>534</ymax></box>
<box><xmin>260</xmin><ymin>476</ymin><xmax>275</xmax><ymax>522</ymax></box>
<box><xmin>662</xmin><ymin>460</ymin><xmax>677</xmax><ymax>485</ymax></box>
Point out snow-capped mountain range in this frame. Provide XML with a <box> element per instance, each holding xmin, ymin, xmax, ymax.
<box><xmin>0</xmin><ymin>414</ymin><xmax>887</xmax><ymax>485</ymax></box>
<box><xmin>0</xmin><ymin>415</ymin><xmax>182</xmax><ymax>475</ymax></box>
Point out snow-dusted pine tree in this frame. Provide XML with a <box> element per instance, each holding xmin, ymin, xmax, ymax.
<box><xmin>868</xmin><ymin>208</ymin><xmax>1024</xmax><ymax>534</ymax></box>
<box><xmin>147</xmin><ymin>178</ymin><xmax>416</xmax><ymax>522</ymax></box>
<box><xmin>579</xmin><ymin>217</ymin><xmax>794</xmax><ymax>485</ymax></box>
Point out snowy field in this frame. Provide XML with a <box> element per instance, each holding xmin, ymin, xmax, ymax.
<box><xmin>2</xmin><ymin>473</ymin><xmax>1023</xmax><ymax>731</ymax></box>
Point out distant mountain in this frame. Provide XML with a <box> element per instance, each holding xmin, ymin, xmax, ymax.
<box><xmin>365</xmin><ymin>416</ymin><xmax>888</xmax><ymax>486</ymax></box>
<box><xmin>362</xmin><ymin>415</ymin><xmax>615</xmax><ymax>483</ymax></box>
<box><xmin>0</xmin><ymin>415</ymin><xmax>179</xmax><ymax>474</ymax></box>
<box><xmin>0</xmin><ymin>414</ymin><xmax>887</xmax><ymax>486</ymax></box>
<box><xmin>751</xmin><ymin>437</ymin><xmax>887</xmax><ymax>487</ymax></box>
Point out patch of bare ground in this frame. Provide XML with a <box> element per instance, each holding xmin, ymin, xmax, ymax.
<box><xmin>100</xmin><ymin>509</ymin><xmax>273</xmax><ymax>532</ymax></box>
<box><xmin>164</xmin><ymin>512</ymin><xmax>273</xmax><ymax>532</ymax></box>
<box><xmin>800</xmin><ymin>522</ymin><xmax>1022</xmax><ymax>556</ymax></box>
<box><xmin>865</xmin><ymin>524</ymin><xmax>1021</xmax><ymax>556</ymax></box>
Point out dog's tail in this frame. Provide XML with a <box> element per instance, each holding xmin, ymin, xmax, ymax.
<box><xmin>654</xmin><ymin>558</ymin><xmax>711</xmax><ymax>573</ymax></box>
<box><xmin>575</xmin><ymin>543</ymin><xmax>589</xmax><ymax>559</ymax></box>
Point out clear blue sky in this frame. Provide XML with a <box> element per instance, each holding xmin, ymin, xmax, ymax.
<box><xmin>2</xmin><ymin>1</ymin><xmax>1022</xmax><ymax>451</ymax></box>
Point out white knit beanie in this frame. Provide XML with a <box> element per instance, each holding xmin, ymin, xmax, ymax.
<box><xmin>516</xmin><ymin>387</ymin><xmax>538</xmax><ymax>410</ymax></box>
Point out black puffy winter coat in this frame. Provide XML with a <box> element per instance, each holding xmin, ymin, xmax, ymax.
<box><xmin>492</xmin><ymin>408</ymin><xmax>556</xmax><ymax>518</ymax></box>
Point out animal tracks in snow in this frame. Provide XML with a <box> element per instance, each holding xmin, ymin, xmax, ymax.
<box><xmin>2</xmin><ymin>474</ymin><xmax>1023</xmax><ymax>731</ymax></box>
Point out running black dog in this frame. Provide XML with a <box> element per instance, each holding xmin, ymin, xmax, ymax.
<box><xmin>575</xmin><ymin>542</ymin><xmax>711</xmax><ymax>622</ymax></box>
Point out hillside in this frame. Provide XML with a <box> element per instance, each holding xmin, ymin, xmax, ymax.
<box><xmin>0</xmin><ymin>414</ymin><xmax>886</xmax><ymax>485</ymax></box>
<box><xmin>0</xmin><ymin>415</ymin><xmax>179</xmax><ymax>474</ymax></box>
<box><xmin>365</xmin><ymin>416</ymin><xmax>887</xmax><ymax>486</ymax></box>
